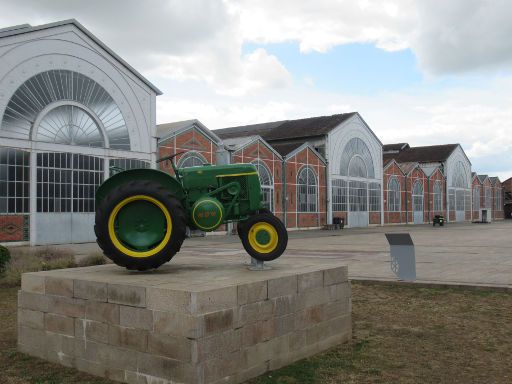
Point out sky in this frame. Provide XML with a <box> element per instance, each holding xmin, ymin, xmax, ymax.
<box><xmin>0</xmin><ymin>0</ymin><xmax>511</xmax><ymax>180</ymax></box>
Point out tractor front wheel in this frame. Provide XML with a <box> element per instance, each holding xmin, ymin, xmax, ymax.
<box><xmin>95</xmin><ymin>180</ymin><xmax>186</xmax><ymax>271</ymax></box>
<box><xmin>240</xmin><ymin>213</ymin><xmax>287</xmax><ymax>262</ymax></box>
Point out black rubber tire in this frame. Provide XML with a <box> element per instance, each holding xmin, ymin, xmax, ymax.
<box><xmin>95</xmin><ymin>180</ymin><xmax>186</xmax><ymax>271</ymax></box>
<box><xmin>240</xmin><ymin>213</ymin><xmax>288</xmax><ymax>262</ymax></box>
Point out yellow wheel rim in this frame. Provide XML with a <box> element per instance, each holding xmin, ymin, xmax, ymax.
<box><xmin>248</xmin><ymin>222</ymin><xmax>278</xmax><ymax>254</ymax></box>
<box><xmin>108</xmin><ymin>195</ymin><xmax>172</xmax><ymax>258</ymax></box>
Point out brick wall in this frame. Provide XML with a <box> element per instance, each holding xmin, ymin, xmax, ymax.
<box><xmin>158</xmin><ymin>127</ymin><xmax>218</xmax><ymax>175</ymax></box>
<box><xmin>427</xmin><ymin>168</ymin><xmax>447</xmax><ymax>221</ymax></box>
<box><xmin>232</xmin><ymin>140</ymin><xmax>284</xmax><ymax>222</ymax></box>
<box><xmin>0</xmin><ymin>215</ymin><xmax>28</xmax><ymax>242</ymax></box>
<box><xmin>383</xmin><ymin>162</ymin><xmax>406</xmax><ymax>224</ymax></box>
<box><xmin>284</xmin><ymin>147</ymin><xmax>326</xmax><ymax>229</ymax></box>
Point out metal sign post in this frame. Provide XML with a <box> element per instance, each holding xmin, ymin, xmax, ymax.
<box><xmin>385</xmin><ymin>233</ymin><xmax>416</xmax><ymax>281</ymax></box>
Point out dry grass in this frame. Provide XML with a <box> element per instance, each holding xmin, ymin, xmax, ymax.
<box><xmin>0</xmin><ymin>283</ymin><xmax>511</xmax><ymax>383</ymax></box>
<box><xmin>251</xmin><ymin>283</ymin><xmax>512</xmax><ymax>384</ymax></box>
<box><xmin>0</xmin><ymin>247</ymin><xmax>106</xmax><ymax>287</ymax></box>
<box><xmin>77</xmin><ymin>252</ymin><xmax>108</xmax><ymax>267</ymax></box>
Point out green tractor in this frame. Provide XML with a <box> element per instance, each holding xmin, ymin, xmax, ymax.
<box><xmin>94</xmin><ymin>153</ymin><xmax>288</xmax><ymax>270</ymax></box>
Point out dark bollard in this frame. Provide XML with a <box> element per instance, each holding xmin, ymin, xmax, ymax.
<box><xmin>385</xmin><ymin>233</ymin><xmax>416</xmax><ymax>281</ymax></box>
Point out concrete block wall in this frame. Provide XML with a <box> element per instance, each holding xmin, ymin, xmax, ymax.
<box><xmin>18</xmin><ymin>264</ymin><xmax>351</xmax><ymax>384</ymax></box>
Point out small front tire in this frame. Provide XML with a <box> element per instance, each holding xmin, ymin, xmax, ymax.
<box><xmin>240</xmin><ymin>213</ymin><xmax>287</xmax><ymax>262</ymax></box>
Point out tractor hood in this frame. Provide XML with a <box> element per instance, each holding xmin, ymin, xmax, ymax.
<box><xmin>179</xmin><ymin>163</ymin><xmax>258</xmax><ymax>179</ymax></box>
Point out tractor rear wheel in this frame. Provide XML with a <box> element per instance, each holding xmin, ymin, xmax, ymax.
<box><xmin>240</xmin><ymin>213</ymin><xmax>287</xmax><ymax>262</ymax></box>
<box><xmin>95</xmin><ymin>180</ymin><xmax>186</xmax><ymax>271</ymax></box>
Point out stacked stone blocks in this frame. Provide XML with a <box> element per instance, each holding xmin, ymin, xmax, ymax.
<box><xmin>18</xmin><ymin>263</ymin><xmax>351</xmax><ymax>384</ymax></box>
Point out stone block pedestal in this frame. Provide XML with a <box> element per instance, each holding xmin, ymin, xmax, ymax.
<box><xmin>18</xmin><ymin>257</ymin><xmax>351</xmax><ymax>384</ymax></box>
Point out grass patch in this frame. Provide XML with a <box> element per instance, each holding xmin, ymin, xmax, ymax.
<box><xmin>1</xmin><ymin>282</ymin><xmax>511</xmax><ymax>383</ymax></box>
<box><xmin>249</xmin><ymin>283</ymin><xmax>512</xmax><ymax>384</ymax></box>
<box><xmin>0</xmin><ymin>247</ymin><xmax>106</xmax><ymax>287</ymax></box>
<box><xmin>77</xmin><ymin>252</ymin><xmax>107</xmax><ymax>267</ymax></box>
<box><xmin>0</xmin><ymin>246</ymin><xmax>76</xmax><ymax>287</ymax></box>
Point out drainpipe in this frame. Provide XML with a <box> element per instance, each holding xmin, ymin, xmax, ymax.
<box><xmin>427</xmin><ymin>176</ymin><xmax>431</xmax><ymax>223</ymax></box>
<box><xmin>405</xmin><ymin>173</ymin><xmax>409</xmax><ymax>224</ymax></box>
<box><xmin>282</xmin><ymin>157</ymin><xmax>287</xmax><ymax>228</ymax></box>
<box><xmin>325</xmin><ymin>134</ymin><xmax>333</xmax><ymax>225</ymax></box>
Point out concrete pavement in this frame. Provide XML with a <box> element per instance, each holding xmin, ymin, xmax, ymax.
<box><xmin>42</xmin><ymin>220</ymin><xmax>512</xmax><ymax>289</ymax></box>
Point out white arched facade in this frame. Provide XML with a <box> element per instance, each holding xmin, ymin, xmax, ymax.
<box><xmin>445</xmin><ymin>146</ymin><xmax>472</xmax><ymax>222</ymax></box>
<box><xmin>0</xmin><ymin>21</ymin><xmax>159</xmax><ymax>245</ymax></box>
<box><xmin>327</xmin><ymin>115</ymin><xmax>383</xmax><ymax>227</ymax></box>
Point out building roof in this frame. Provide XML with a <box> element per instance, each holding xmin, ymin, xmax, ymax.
<box><xmin>156</xmin><ymin>120</ymin><xmax>196</xmax><ymax>138</ymax></box>
<box><xmin>477</xmin><ymin>175</ymin><xmax>489</xmax><ymax>184</ymax></box>
<box><xmin>0</xmin><ymin>19</ymin><xmax>162</xmax><ymax>95</ymax></box>
<box><xmin>214</xmin><ymin>113</ymin><xmax>357</xmax><ymax>141</ymax></box>
<box><xmin>223</xmin><ymin>135</ymin><xmax>284</xmax><ymax>160</ymax></box>
<box><xmin>270</xmin><ymin>142</ymin><xmax>304</xmax><ymax>157</ymax></box>
<box><xmin>383</xmin><ymin>144</ymin><xmax>459</xmax><ymax>164</ymax></box>
<box><xmin>398</xmin><ymin>162</ymin><xmax>420</xmax><ymax>175</ymax></box>
<box><xmin>157</xmin><ymin>119</ymin><xmax>222</xmax><ymax>145</ymax></box>
<box><xmin>489</xmin><ymin>176</ymin><xmax>501</xmax><ymax>186</ymax></box>
<box><xmin>382</xmin><ymin>143</ymin><xmax>410</xmax><ymax>153</ymax></box>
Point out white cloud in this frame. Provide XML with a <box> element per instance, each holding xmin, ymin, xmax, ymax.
<box><xmin>155</xmin><ymin>75</ymin><xmax>512</xmax><ymax>177</ymax></box>
<box><xmin>0</xmin><ymin>0</ymin><xmax>292</xmax><ymax>96</ymax></box>
<box><xmin>226</xmin><ymin>0</ymin><xmax>415</xmax><ymax>53</ymax></box>
<box><xmin>413</xmin><ymin>0</ymin><xmax>512</xmax><ymax>74</ymax></box>
<box><xmin>1</xmin><ymin>0</ymin><xmax>511</xmax><ymax>177</ymax></box>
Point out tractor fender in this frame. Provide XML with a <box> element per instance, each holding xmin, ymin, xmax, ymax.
<box><xmin>95</xmin><ymin>169</ymin><xmax>185</xmax><ymax>206</ymax></box>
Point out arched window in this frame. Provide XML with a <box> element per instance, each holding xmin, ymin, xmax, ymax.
<box><xmin>451</xmin><ymin>161</ymin><xmax>468</xmax><ymax>188</ymax></box>
<box><xmin>1</xmin><ymin>70</ymin><xmax>129</xmax><ymax>149</ymax></box>
<box><xmin>178</xmin><ymin>151</ymin><xmax>207</xmax><ymax>168</ymax></box>
<box><xmin>387</xmin><ymin>177</ymin><xmax>400</xmax><ymax>212</ymax></box>
<box><xmin>340</xmin><ymin>137</ymin><xmax>375</xmax><ymax>178</ymax></box>
<box><xmin>412</xmin><ymin>180</ymin><xmax>424</xmax><ymax>212</ymax></box>
<box><xmin>348</xmin><ymin>156</ymin><xmax>368</xmax><ymax>178</ymax></box>
<box><xmin>434</xmin><ymin>181</ymin><xmax>443</xmax><ymax>211</ymax></box>
<box><xmin>495</xmin><ymin>189</ymin><xmax>502</xmax><ymax>210</ymax></box>
<box><xmin>484</xmin><ymin>187</ymin><xmax>492</xmax><ymax>208</ymax></box>
<box><xmin>297</xmin><ymin>167</ymin><xmax>317</xmax><ymax>212</ymax></box>
<box><xmin>473</xmin><ymin>186</ymin><xmax>480</xmax><ymax>211</ymax></box>
<box><xmin>37</xmin><ymin>104</ymin><xmax>104</xmax><ymax>147</ymax></box>
<box><xmin>251</xmin><ymin>160</ymin><xmax>273</xmax><ymax>211</ymax></box>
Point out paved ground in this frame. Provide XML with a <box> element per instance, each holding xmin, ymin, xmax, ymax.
<box><xmin>48</xmin><ymin>220</ymin><xmax>512</xmax><ymax>288</ymax></box>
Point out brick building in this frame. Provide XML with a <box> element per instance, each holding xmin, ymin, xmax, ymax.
<box><xmin>383</xmin><ymin>158</ymin><xmax>446</xmax><ymax>225</ymax></box>
<box><xmin>383</xmin><ymin>143</ymin><xmax>473</xmax><ymax>223</ymax></box>
<box><xmin>503</xmin><ymin>177</ymin><xmax>512</xmax><ymax>219</ymax></box>
<box><xmin>153</xmin><ymin>116</ymin><xmax>506</xmax><ymax>233</ymax></box>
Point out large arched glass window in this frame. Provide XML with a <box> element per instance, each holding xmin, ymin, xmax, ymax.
<box><xmin>452</xmin><ymin>161</ymin><xmax>468</xmax><ymax>188</ymax></box>
<box><xmin>340</xmin><ymin>138</ymin><xmax>375</xmax><ymax>178</ymax></box>
<box><xmin>412</xmin><ymin>180</ymin><xmax>424</xmax><ymax>212</ymax></box>
<box><xmin>434</xmin><ymin>181</ymin><xmax>443</xmax><ymax>211</ymax></box>
<box><xmin>37</xmin><ymin>105</ymin><xmax>104</xmax><ymax>147</ymax></box>
<box><xmin>1</xmin><ymin>70</ymin><xmax>129</xmax><ymax>149</ymax></box>
<box><xmin>297</xmin><ymin>167</ymin><xmax>317</xmax><ymax>212</ymax></box>
<box><xmin>387</xmin><ymin>177</ymin><xmax>400</xmax><ymax>212</ymax></box>
<box><xmin>178</xmin><ymin>151</ymin><xmax>207</xmax><ymax>168</ymax></box>
<box><xmin>252</xmin><ymin>160</ymin><xmax>273</xmax><ymax>211</ymax></box>
<box><xmin>348</xmin><ymin>156</ymin><xmax>368</xmax><ymax>178</ymax></box>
